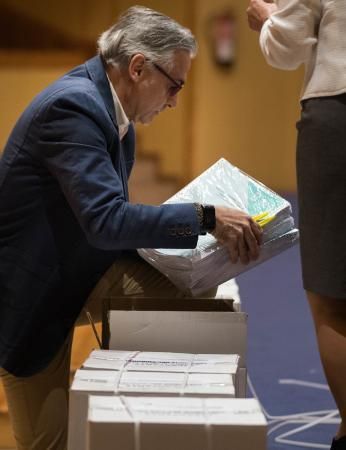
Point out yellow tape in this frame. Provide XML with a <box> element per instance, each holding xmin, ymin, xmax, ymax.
<box><xmin>252</xmin><ymin>211</ymin><xmax>269</xmax><ymax>221</ymax></box>
<box><xmin>257</xmin><ymin>215</ymin><xmax>276</xmax><ymax>228</ymax></box>
<box><xmin>252</xmin><ymin>211</ymin><xmax>276</xmax><ymax>228</ymax></box>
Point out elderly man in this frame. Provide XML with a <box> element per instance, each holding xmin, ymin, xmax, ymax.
<box><xmin>0</xmin><ymin>6</ymin><xmax>262</xmax><ymax>449</ymax></box>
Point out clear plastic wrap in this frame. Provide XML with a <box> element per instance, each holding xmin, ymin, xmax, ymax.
<box><xmin>138</xmin><ymin>158</ymin><xmax>299</xmax><ymax>295</ymax></box>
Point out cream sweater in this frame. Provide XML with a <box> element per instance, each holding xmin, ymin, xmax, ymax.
<box><xmin>260</xmin><ymin>0</ymin><xmax>346</xmax><ymax>100</ymax></box>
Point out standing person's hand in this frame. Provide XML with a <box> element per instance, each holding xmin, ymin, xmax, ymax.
<box><xmin>246</xmin><ymin>0</ymin><xmax>278</xmax><ymax>32</ymax></box>
<box><xmin>213</xmin><ymin>206</ymin><xmax>263</xmax><ymax>265</ymax></box>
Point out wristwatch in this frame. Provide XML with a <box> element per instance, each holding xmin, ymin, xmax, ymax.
<box><xmin>194</xmin><ymin>203</ymin><xmax>216</xmax><ymax>234</ymax></box>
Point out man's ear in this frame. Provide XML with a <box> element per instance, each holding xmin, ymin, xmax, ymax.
<box><xmin>128</xmin><ymin>54</ymin><xmax>146</xmax><ymax>82</ymax></box>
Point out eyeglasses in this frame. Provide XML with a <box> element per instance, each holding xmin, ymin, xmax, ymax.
<box><xmin>151</xmin><ymin>61</ymin><xmax>184</xmax><ymax>97</ymax></box>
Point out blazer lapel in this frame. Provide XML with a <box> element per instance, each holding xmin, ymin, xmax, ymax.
<box><xmin>85</xmin><ymin>55</ymin><xmax>118</xmax><ymax>129</ymax></box>
<box><xmin>85</xmin><ymin>55</ymin><xmax>133</xmax><ymax>202</ymax></box>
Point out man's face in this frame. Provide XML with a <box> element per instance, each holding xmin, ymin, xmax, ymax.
<box><xmin>131</xmin><ymin>50</ymin><xmax>192</xmax><ymax>125</ymax></box>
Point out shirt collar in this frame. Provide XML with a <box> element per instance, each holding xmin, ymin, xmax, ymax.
<box><xmin>107</xmin><ymin>75</ymin><xmax>130</xmax><ymax>140</ymax></box>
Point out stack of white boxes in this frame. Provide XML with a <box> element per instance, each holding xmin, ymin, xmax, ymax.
<box><xmin>68</xmin><ymin>350</ymin><xmax>267</xmax><ymax>450</ymax></box>
<box><xmin>68</xmin><ymin>290</ymin><xmax>268</xmax><ymax>450</ymax></box>
<box><xmin>69</xmin><ymin>350</ymin><xmax>242</xmax><ymax>449</ymax></box>
<box><xmin>102</xmin><ymin>294</ymin><xmax>248</xmax><ymax>395</ymax></box>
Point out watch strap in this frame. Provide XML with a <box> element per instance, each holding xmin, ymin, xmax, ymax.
<box><xmin>193</xmin><ymin>203</ymin><xmax>216</xmax><ymax>234</ymax></box>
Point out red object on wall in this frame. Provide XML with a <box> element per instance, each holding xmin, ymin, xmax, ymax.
<box><xmin>208</xmin><ymin>10</ymin><xmax>237</xmax><ymax>69</ymax></box>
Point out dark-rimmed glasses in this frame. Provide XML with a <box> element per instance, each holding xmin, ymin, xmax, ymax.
<box><xmin>151</xmin><ymin>61</ymin><xmax>184</xmax><ymax>97</ymax></box>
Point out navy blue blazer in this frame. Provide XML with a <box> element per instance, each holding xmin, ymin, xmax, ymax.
<box><xmin>0</xmin><ymin>55</ymin><xmax>199</xmax><ymax>376</ymax></box>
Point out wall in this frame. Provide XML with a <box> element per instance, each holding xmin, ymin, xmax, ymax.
<box><xmin>0</xmin><ymin>52</ymin><xmax>87</xmax><ymax>151</ymax></box>
<box><xmin>191</xmin><ymin>0</ymin><xmax>303</xmax><ymax>191</ymax></box>
<box><xmin>0</xmin><ymin>0</ymin><xmax>193</xmax><ymax>182</ymax></box>
<box><xmin>0</xmin><ymin>0</ymin><xmax>303</xmax><ymax>191</ymax></box>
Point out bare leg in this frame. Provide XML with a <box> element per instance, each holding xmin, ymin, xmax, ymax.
<box><xmin>307</xmin><ymin>291</ymin><xmax>346</xmax><ymax>439</ymax></box>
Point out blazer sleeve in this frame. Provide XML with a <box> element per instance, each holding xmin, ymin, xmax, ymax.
<box><xmin>36</xmin><ymin>87</ymin><xmax>199</xmax><ymax>250</ymax></box>
<box><xmin>259</xmin><ymin>0</ymin><xmax>321</xmax><ymax>70</ymax></box>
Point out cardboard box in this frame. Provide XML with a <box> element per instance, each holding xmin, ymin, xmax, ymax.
<box><xmin>102</xmin><ymin>298</ymin><xmax>246</xmax><ymax>367</ymax></box>
<box><xmin>68</xmin><ymin>368</ymin><xmax>236</xmax><ymax>450</ymax></box>
<box><xmin>87</xmin><ymin>396</ymin><xmax>267</xmax><ymax>450</ymax></box>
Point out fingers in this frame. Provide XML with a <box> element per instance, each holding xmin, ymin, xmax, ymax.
<box><xmin>246</xmin><ymin>0</ymin><xmax>277</xmax><ymax>31</ymax></box>
<box><xmin>244</xmin><ymin>224</ymin><xmax>260</xmax><ymax>261</ymax></box>
<box><xmin>226</xmin><ymin>224</ymin><xmax>251</xmax><ymax>265</ymax></box>
<box><xmin>213</xmin><ymin>206</ymin><xmax>264</xmax><ymax>264</ymax></box>
<box><xmin>246</xmin><ymin>9</ymin><xmax>263</xmax><ymax>32</ymax></box>
<box><xmin>247</xmin><ymin>16</ymin><xmax>263</xmax><ymax>32</ymax></box>
<box><xmin>238</xmin><ymin>232</ymin><xmax>250</xmax><ymax>265</ymax></box>
<box><xmin>250</xmin><ymin>217</ymin><xmax>263</xmax><ymax>245</ymax></box>
<box><xmin>213</xmin><ymin>216</ymin><xmax>262</xmax><ymax>265</ymax></box>
<box><xmin>224</xmin><ymin>226</ymin><xmax>239</xmax><ymax>264</ymax></box>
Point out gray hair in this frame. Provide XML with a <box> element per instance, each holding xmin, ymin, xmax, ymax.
<box><xmin>97</xmin><ymin>5</ymin><xmax>197</xmax><ymax>69</ymax></box>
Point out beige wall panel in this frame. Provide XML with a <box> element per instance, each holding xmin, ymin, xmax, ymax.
<box><xmin>1</xmin><ymin>0</ymin><xmax>303</xmax><ymax>189</ymax></box>
<box><xmin>132</xmin><ymin>0</ymin><xmax>195</xmax><ymax>182</ymax></box>
<box><xmin>0</xmin><ymin>53</ymin><xmax>86</xmax><ymax>151</ymax></box>
<box><xmin>0</xmin><ymin>68</ymin><xmax>64</xmax><ymax>150</ymax></box>
<box><xmin>192</xmin><ymin>0</ymin><xmax>303</xmax><ymax>191</ymax></box>
<box><xmin>1</xmin><ymin>0</ymin><xmax>86</xmax><ymax>40</ymax></box>
<box><xmin>1</xmin><ymin>0</ymin><xmax>194</xmax><ymax>182</ymax></box>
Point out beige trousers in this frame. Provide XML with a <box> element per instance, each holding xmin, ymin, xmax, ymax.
<box><xmin>1</xmin><ymin>255</ymin><xmax>215</xmax><ymax>450</ymax></box>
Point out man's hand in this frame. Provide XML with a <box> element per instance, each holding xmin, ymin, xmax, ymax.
<box><xmin>212</xmin><ymin>206</ymin><xmax>263</xmax><ymax>265</ymax></box>
<box><xmin>246</xmin><ymin>0</ymin><xmax>278</xmax><ymax>32</ymax></box>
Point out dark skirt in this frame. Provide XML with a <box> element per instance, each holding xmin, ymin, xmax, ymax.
<box><xmin>296</xmin><ymin>93</ymin><xmax>346</xmax><ymax>298</ymax></box>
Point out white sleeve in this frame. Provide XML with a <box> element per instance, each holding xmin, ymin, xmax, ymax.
<box><xmin>259</xmin><ymin>0</ymin><xmax>321</xmax><ymax>70</ymax></box>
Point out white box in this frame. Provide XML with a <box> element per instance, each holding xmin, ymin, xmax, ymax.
<box><xmin>102</xmin><ymin>297</ymin><xmax>248</xmax><ymax>399</ymax></box>
<box><xmin>87</xmin><ymin>396</ymin><xmax>267</xmax><ymax>450</ymax></box>
<box><xmin>82</xmin><ymin>350</ymin><xmax>242</xmax><ymax>399</ymax></box>
<box><xmin>83</xmin><ymin>350</ymin><xmax>239</xmax><ymax>374</ymax></box>
<box><xmin>102</xmin><ymin>298</ymin><xmax>247</xmax><ymax>367</ymax></box>
<box><xmin>68</xmin><ymin>370</ymin><xmax>117</xmax><ymax>450</ymax></box>
<box><xmin>68</xmin><ymin>367</ymin><xmax>236</xmax><ymax>450</ymax></box>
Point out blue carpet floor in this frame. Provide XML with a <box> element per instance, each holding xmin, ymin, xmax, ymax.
<box><xmin>237</xmin><ymin>193</ymin><xmax>339</xmax><ymax>450</ymax></box>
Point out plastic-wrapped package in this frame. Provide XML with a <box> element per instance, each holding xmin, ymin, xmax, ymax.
<box><xmin>138</xmin><ymin>158</ymin><xmax>299</xmax><ymax>295</ymax></box>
